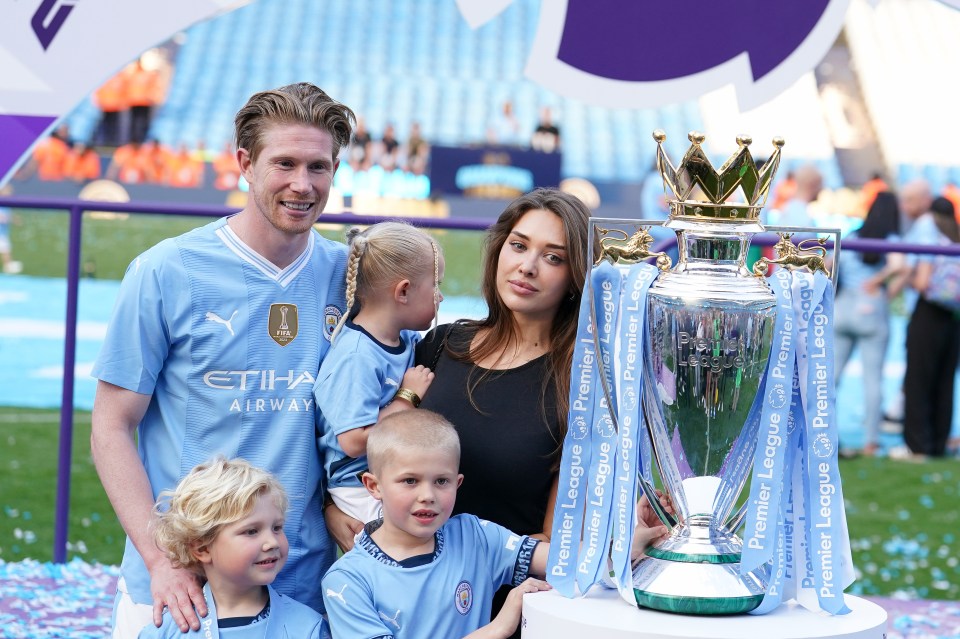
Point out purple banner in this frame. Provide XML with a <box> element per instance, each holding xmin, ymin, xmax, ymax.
<box><xmin>0</xmin><ymin>114</ymin><xmax>57</xmax><ymax>186</ymax></box>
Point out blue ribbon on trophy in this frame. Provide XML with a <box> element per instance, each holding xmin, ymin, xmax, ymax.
<box><xmin>576</xmin><ymin>261</ymin><xmax>624</xmax><ymax>593</ymax></box>
<box><xmin>547</xmin><ymin>236</ymin><xmax>662</xmax><ymax>598</ymax></box>
<box><xmin>608</xmin><ymin>263</ymin><xmax>659</xmax><ymax>601</ymax></box>
<box><xmin>547</xmin><ymin>289</ymin><xmax>596</xmax><ymax>596</ymax></box>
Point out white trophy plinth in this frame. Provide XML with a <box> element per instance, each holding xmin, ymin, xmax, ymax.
<box><xmin>522</xmin><ymin>588</ymin><xmax>887</xmax><ymax>639</ymax></box>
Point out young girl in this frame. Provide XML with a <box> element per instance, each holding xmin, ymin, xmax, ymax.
<box><xmin>143</xmin><ymin>457</ymin><xmax>327</xmax><ymax>638</ymax></box>
<box><xmin>314</xmin><ymin>221</ymin><xmax>443</xmax><ymax>525</ymax></box>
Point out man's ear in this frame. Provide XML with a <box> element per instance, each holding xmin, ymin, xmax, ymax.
<box><xmin>237</xmin><ymin>147</ymin><xmax>253</xmax><ymax>181</ymax></box>
<box><xmin>393</xmin><ymin>279</ymin><xmax>412</xmax><ymax>304</ymax></box>
<box><xmin>456</xmin><ymin>474</ymin><xmax>464</xmax><ymax>489</ymax></box>
<box><xmin>362</xmin><ymin>472</ymin><xmax>383</xmax><ymax>501</ymax></box>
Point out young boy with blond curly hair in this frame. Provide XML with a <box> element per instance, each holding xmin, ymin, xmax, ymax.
<box><xmin>142</xmin><ymin>457</ymin><xmax>328</xmax><ymax>638</ymax></box>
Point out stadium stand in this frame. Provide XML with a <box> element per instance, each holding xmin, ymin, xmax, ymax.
<box><xmin>60</xmin><ymin>0</ymin><xmax>857</xmax><ymax>194</ymax></box>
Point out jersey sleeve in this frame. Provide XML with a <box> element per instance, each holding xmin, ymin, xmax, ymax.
<box><xmin>470</xmin><ymin>516</ymin><xmax>541</xmax><ymax>588</ymax></box>
<box><xmin>92</xmin><ymin>242</ymin><xmax>188</xmax><ymax>394</ymax></box>
<box><xmin>322</xmin><ymin>567</ymin><xmax>393</xmax><ymax>639</ymax></box>
<box><xmin>314</xmin><ymin>341</ymin><xmax>385</xmax><ymax>435</ymax></box>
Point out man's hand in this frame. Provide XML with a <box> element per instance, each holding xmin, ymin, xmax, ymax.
<box><xmin>149</xmin><ymin>562</ymin><xmax>206</xmax><ymax>632</ymax></box>
<box><xmin>324</xmin><ymin>502</ymin><xmax>364</xmax><ymax>553</ymax></box>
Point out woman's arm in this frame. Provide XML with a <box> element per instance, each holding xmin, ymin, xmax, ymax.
<box><xmin>531</xmin><ymin>474</ymin><xmax>559</xmax><ymax>542</ymax></box>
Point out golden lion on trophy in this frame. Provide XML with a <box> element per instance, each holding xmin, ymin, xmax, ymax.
<box><xmin>596</xmin><ymin>227</ymin><xmax>672</xmax><ymax>270</ymax></box>
<box><xmin>752</xmin><ymin>233</ymin><xmax>830</xmax><ymax>277</ymax></box>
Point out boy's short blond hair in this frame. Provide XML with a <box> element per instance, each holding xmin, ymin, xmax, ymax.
<box><xmin>153</xmin><ymin>456</ymin><xmax>287</xmax><ymax>572</ymax></box>
<box><xmin>366</xmin><ymin>410</ymin><xmax>460</xmax><ymax>475</ymax></box>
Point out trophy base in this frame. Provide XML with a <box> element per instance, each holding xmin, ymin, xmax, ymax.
<box><xmin>632</xmin><ymin>550</ymin><xmax>767</xmax><ymax>615</ymax></box>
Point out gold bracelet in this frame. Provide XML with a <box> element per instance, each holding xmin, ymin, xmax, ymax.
<box><xmin>393</xmin><ymin>387</ymin><xmax>421</xmax><ymax>408</ymax></box>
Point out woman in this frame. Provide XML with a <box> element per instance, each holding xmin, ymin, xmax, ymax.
<box><xmin>902</xmin><ymin>196</ymin><xmax>960</xmax><ymax>458</ymax></box>
<box><xmin>415</xmin><ymin>188</ymin><xmax>592</xmax><ymax>540</ymax></box>
<box><xmin>833</xmin><ymin>191</ymin><xmax>902</xmax><ymax>456</ymax></box>
<box><xmin>323</xmin><ymin>188</ymin><xmax>591</xmax><ymax>553</ymax></box>
<box><xmin>416</xmin><ymin>188</ymin><xmax>591</xmax><ymax>638</ymax></box>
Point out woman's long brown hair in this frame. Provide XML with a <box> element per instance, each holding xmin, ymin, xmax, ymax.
<box><xmin>447</xmin><ymin>188</ymin><xmax>594</xmax><ymax>446</ymax></box>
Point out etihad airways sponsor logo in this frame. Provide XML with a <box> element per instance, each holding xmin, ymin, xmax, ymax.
<box><xmin>202</xmin><ymin>369</ymin><xmax>315</xmax><ymax>391</ymax></box>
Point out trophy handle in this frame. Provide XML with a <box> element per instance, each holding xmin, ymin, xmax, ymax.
<box><xmin>752</xmin><ymin>226</ymin><xmax>842</xmax><ymax>290</ymax></box>
<box><xmin>723</xmin><ymin>502</ymin><xmax>748</xmax><ymax>534</ymax></box>
<box><xmin>638</xmin><ymin>475</ymin><xmax>677</xmax><ymax>529</ymax></box>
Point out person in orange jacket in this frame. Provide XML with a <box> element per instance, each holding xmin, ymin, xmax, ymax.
<box><xmin>63</xmin><ymin>142</ymin><xmax>103</xmax><ymax>182</ymax></box>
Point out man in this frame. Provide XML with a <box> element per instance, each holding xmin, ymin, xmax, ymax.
<box><xmin>91</xmin><ymin>83</ymin><xmax>355</xmax><ymax>638</ymax></box>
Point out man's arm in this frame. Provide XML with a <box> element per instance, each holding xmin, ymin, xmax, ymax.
<box><xmin>91</xmin><ymin>380</ymin><xmax>207</xmax><ymax>632</ymax></box>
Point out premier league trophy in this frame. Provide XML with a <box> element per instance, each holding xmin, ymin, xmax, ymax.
<box><xmin>547</xmin><ymin>129</ymin><xmax>852</xmax><ymax>619</ymax></box>
<box><xmin>625</xmin><ymin>131</ymin><xmax>785</xmax><ymax>614</ymax></box>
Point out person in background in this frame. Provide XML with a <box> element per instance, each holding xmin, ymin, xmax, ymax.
<box><xmin>487</xmin><ymin>100</ymin><xmax>522</xmax><ymax>146</ymax></box>
<box><xmin>859</xmin><ymin>171</ymin><xmax>889</xmax><ymax>217</ymax></box>
<box><xmin>212</xmin><ymin>142</ymin><xmax>241</xmax><ymax>190</ymax></box>
<box><xmin>774</xmin><ymin>164</ymin><xmax>822</xmax><ymax>229</ymax></box>
<box><xmin>63</xmin><ymin>143</ymin><xmax>103</xmax><ymax>183</ymax></box>
<box><xmin>0</xmin><ymin>184</ymin><xmax>20</xmax><ymax>274</ymax></box>
<box><xmin>770</xmin><ymin>170</ymin><xmax>797</xmax><ymax>212</ymax></box>
<box><xmin>142</xmin><ymin>457</ymin><xmax>328</xmax><ymax>638</ymax></box>
<box><xmin>94</xmin><ymin>70</ymin><xmax>129</xmax><ymax>147</ymax></box>
<box><xmin>31</xmin><ymin>125</ymin><xmax>71</xmax><ymax>181</ymax></box>
<box><xmin>897</xmin><ymin>194</ymin><xmax>960</xmax><ymax>459</ymax></box>
<box><xmin>164</xmin><ymin>144</ymin><xmax>203</xmax><ymax>188</ymax></box>
<box><xmin>833</xmin><ymin>191</ymin><xmax>903</xmax><ymax>457</ymax></box>
<box><xmin>530</xmin><ymin>107</ymin><xmax>561</xmax><ymax>153</ymax></box>
<box><xmin>91</xmin><ymin>82</ymin><xmax>355</xmax><ymax>638</ymax></box>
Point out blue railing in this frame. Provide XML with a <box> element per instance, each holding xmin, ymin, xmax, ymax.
<box><xmin>2</xmin><ymin>195</ymin><xmax>960</xmax><ymax>563</ymax></box>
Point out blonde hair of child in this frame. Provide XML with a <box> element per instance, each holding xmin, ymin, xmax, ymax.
<box><xmin>153</xmin><ymin>456</ymin><xmax>288</xmax><ymax>573</ymax></box>
<box><xmin>333</xmin><ymin>221</ymin><xmax>441</xmax><ymax>341</ymax></box>
<box><xmin>366</xmin><ymin>409</ymin><xmax>460</xmax><ymax>476</ymax></box>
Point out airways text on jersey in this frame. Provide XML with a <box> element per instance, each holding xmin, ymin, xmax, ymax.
<box><xmin>203</xmin><ymin>369</ymin><xmax>317</xmax><ymax>413</ymax></box>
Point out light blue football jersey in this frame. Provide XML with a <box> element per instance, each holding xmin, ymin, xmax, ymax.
<box><xmin>314</xmin><ymin>323</ymin><xmax>419</xmax><ymax>489</ymax></box>
<box><xmin>93</xmin><ymin>217</ymin><xmax>347</xmax><ymax>613</ymax></box>
<box><xmin>322</xmin><ymin>514</ymin><xmax>539</xmax><ymax>638</ymax></box>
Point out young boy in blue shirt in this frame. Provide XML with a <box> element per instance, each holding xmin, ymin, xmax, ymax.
<box><xmin>142</xmin><ymin>457</ymin><xmax>328</xmax><ymax>639</ymax></box>
<box><xmin>322</xmin><ymin>410</ymin><xmax>669</xmax><ymax>638</ymax></box>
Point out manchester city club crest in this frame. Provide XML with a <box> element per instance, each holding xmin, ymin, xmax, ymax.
<box><xmin>268</xmin><ymin>303</ymin><xmax>298</xmax><ymax>346</ymax></box>
<box><xmin>323</xmin><ymin>304</ymin><xmax>343</xmax><ymax>342</ymax></box>
<box><xmin>455</xmin><ymin>581</ymin><xmax>473</xmax><ymax>615</ymax></box>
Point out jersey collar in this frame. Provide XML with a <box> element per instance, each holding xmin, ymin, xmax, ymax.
<box><xmin>216</xmin><ymin>223</ymin><xmax>314</xmax><ymax>288</ymax></box>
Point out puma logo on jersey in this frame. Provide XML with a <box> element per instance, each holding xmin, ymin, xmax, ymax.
<box><xmin>384</xmin><ymin>377</ymin><xmax>400</xmax><ymax>388</ymax></box>
<box><xmin>326</xmin><ymin>584</ymin><xmax>348</xmax><ymax>605</ymax></box>
<box><xmin>378</xmin><ymin>609</ymin><xmax>402</xmax><ymax>630</ymax></box>
<box><xmin>134</xmin><ymin>256</ymin><xmax>148</xmax><ymax>274</ymax></box>
<box><xmin>206</xmin><ymin>310</ymin><xmax>238</xmax><ymax>336</ymax></box>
